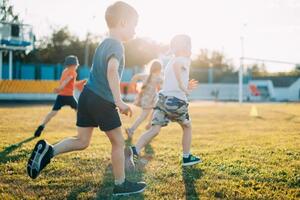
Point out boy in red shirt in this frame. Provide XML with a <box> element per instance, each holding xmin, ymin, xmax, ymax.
<box><xmin>34</xmin><ymin>55</ymin><xmax>86</xmax><ymax>137</ymax></box>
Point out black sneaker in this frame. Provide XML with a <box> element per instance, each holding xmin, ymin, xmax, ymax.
<box><xmin>182</xmin><ymin>154</ymin><xmax>202</xmax><ymax>166</ymax></box>
<box><xmin>34</xmin><ymin>125</ymin><xmax>44</xmax><ymax>137</ymax></box>
<box><xmin>27</xmin><ymin>140</ymin><xmax>53</xmax><ymax>179</ymax></box>
<box><xmin>113</xmin><ymin>179</ymin><xmax>146</xmax><ymax>196</ymax></box>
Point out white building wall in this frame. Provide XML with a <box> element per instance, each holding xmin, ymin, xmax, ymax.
<box><xmin>288</xmin><ymin>79</ymin><xmax>300</xmax><ymax>101</ymax></box>
<box><xmin>273</xmin><ymin>88</ymin><xmax>291</xmax><ymax>101</ymax></box>
<box><xmin>0</xmin><ymin>93</ymin><xmax>56</xmax><ymax>101</ymax></box>
<box><xmin>273</xmin><ymin>79</ymin><xmax>300</xmax><ymax>101</ymax></box>
<box><xmin>189</xmin><ymin>84</ymin><xmax>248</xmax><ymax>101</ymax></box>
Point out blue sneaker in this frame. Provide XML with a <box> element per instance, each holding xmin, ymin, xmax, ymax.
<box><xmin>182</xmin><ymin>154</ymin><xmax>202</xmax><ymax>166</ymax></box>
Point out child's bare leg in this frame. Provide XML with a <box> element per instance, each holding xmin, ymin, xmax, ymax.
<box><xmin>41</xmin><ymin>110</ymin><xmax>58</xmax><ymax>126</ymax></box>
<box><xmin>53</xmin><ymin>127</ymin><xmax>94</xmax><ymax>156</ymax></box>
<box><xmin>105</xmin><ymin>127</ymin><xmax>125</xmax><ymax>184</ymax></box>
<box><xmin>180</xmin><ymin>122</ymin><xmax>192</xmax><ymax>155</ymax></box>
<box><xmin>145</xmin><ymin>110</ymin><xmax>154</xmax><ymax>130</ymax></box>
<box><xmin>128</xmin><ymin>108</ymin><xmax>151</xmax><ymax>134</ymax></box>
<box><xmin>180</xmin><ymin>122</ymin><xmax>201</xmax><ymax>166</ymax></box>
<box><xmin>135</xmin><ymin>125</ymin><xmax>161</xmax><ymax>154</ymax></box>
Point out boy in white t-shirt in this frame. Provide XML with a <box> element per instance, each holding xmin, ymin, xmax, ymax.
<box><xmin>128</xmin><ymin>34</ymin><xmax>202</xmax><ymax>166</ymax></box>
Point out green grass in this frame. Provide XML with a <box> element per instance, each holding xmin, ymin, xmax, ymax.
<box><xmin>0</xmin><ymin>102</ymin><xmax>299</xmax><ymax>199</ymax></box>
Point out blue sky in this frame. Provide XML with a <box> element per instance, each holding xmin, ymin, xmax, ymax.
<box><xmin>9</xmin><ymin>0</ymin><xmax>300</xmax><ymax>72</ymax></box>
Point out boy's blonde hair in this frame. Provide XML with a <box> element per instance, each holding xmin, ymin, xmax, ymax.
<box><xmin>170</xmin><ymin>34</ymin><xmax>191</xmax><ymax>54</ymax></box>
<box><xmin>105</xmin><ymin>1</ymin><xmax>138</xmax><ymax>28</ymax></box>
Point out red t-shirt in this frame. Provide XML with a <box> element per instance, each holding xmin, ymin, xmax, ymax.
<box><xmin>59</xmin><ymin>67</ymin><xmax>77</xmax><ymax>96</ymax></box>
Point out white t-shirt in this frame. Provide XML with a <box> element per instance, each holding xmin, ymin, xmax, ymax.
<box><xmin>160</xmin><ymin>56</ymin><xmax>191</xmax><ymax>102</ymax></box>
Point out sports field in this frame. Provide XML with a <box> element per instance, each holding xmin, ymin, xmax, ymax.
<box><xmin>0</xmin><ymin>102</ymin><xmax>299</xmax><ymax>199</ymax></box>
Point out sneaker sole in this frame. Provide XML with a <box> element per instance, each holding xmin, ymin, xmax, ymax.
<box><xmin>113</xmin><ymin>186</ymin><xmax>146</xmax><ymax>196</ymax></box>
<box><xmin>182</xmin><ymin>159</ymin><xmax>202</xmax><ymax>166</ymax></box>
<box><xmin>27</xmin><ymin>140</ymin><xmax>49</xmax><ymax>179</ymax></box>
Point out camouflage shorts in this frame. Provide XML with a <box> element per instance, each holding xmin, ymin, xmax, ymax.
<box><xmin>151</xmin><ymin>94</ymin><xmax>190</xmax><ymax>127</ymax></box>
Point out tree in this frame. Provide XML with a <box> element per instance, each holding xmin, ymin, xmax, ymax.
<box><xmin>248</xmin><ymin>63</ymin><xmax>267</xmax><ymax>76</ymax></box>
<box><xmin>191</xmin><ymin>49</ymin><xmax>233</xmax><ymax>72</ymax></box>
<box><xmin>22</xmin><ymin>27</ymin><xmax>101</xmax><ymax>66</ymax></box>
<box><xmin>0</xmin><ymin>0</ymin><xmax>20</xmax><ymax>22</ymax></box>
<box><xmin>189</xmin><ymin>49</ymin><xmax>235</xmax><ymax>82</ymax></box>
<box><xmin>22</xmin><ymin>27</ymin><xmax>168</xmax><ymax>68</ymax></box>
<box><xmin>295</xmin><ymin>64</ymin><xmax>300</xmax><ymax>72</ymax></box>
<box><xmin>124</xmin><ymin>38</ymin><xmax>167</xmax><ymax>67</ymax></box>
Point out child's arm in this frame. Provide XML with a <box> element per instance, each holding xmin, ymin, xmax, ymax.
<box><xmin>75</xmin><ymin>79</ymin><xmax>87</xmax><ymax>85</ymax></box>
<box><xmin>54</xmin><ymin>76</ymin><xmax>73</xmax><ymax>93</ymax></box>
<box><xmin>130</xmin><ymin>73</ymin><xmax>147</xmax><ymax>94</ymax></box>
<box><xmin>173</xmin><ymin>62</ymin><xmax>189</xmax><ymax>96</ymax></box>
<box><xmin>75</xmin><ymin>79</ymin><xmax>87</xmax><ymax>92</ymax></box>
<box><xmin>130</xmin><ymin>73</ymin><xmax>147</xmax><ymax>84</ymax></box>
<box><xmin>156</xmin><ymin>77</ymin><xmax>163</xmax><ymax>91</ymax></box>
<box><xmin>187</xmin><ymin>79</ymin><xmax>198</xmax><ymax>91</ymax></box>
<box><xmin>107</xmin><ymin>57</ymin><xmax>132</xmax><ymax>117</ymax></box>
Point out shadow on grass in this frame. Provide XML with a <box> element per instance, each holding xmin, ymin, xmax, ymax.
<box><xmin>95</xmin><ymin>139</ymin><xmax>154</xmax><ymax>199</ymax></box>
<box><xmin>67</xmin><ymin>139</ymin><xmax>154</xmax><ymax>200</ymax></box>
<box><xmin>0</xmin><ymin>136</ymin><xmax>35</xmax><ymax>163</ymax></box>
<box><xmin>67</xmin><ymin>184</ymin><xmax>92</xmax><ymax>200</ymax></box>
<box><xmin>95</xmin><ymin>165</ymin><xmax>147</xmax><ymax>199</ymax></box>
<box><xmin>182</xmin><ymin>166</ymin><xmax>204</xmax><ymax>200</ymax></box>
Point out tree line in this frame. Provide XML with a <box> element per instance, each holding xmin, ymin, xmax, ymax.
<box><xmin>1</xmin><ymin>0</ymin><xmax>299</xmax><ymax>77</ymax></box>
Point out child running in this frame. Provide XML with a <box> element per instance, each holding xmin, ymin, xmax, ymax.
<box><xmin>128</xmin><ymin>34</ymin><xmax>202</xmax><ymax>167</ymax></box>
<box><xmin>27</xmin><ymin>1</ymin><xmax>146</xmax><ymax>196</ymax></box>
<box><xmin>33</xmin><ymin>55</ymin><xmax>86</xmax><ymax>137</ymax></box>
<box><xmin>126</xmin><ymin>59</ymin><xmax>163</xmax><ymax>138</ymax></box>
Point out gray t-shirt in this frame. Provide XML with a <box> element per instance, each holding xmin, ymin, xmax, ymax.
<box><xmin>86</xmin><ymin>38</ymin><xmax>124</xmax><ymax>103</ymax></box>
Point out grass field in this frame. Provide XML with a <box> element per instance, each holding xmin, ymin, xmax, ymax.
<box><xmin>0</xmin><ymin>102</ymin><xmax>299</xmax><ymax>200</ymax></box>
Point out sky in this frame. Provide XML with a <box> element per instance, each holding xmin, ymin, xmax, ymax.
<box><xmin>8</xmin><ymin>0</ymin><xmax>300</xmax><ymax>72</ymax></box>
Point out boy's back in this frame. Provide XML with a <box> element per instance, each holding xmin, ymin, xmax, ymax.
<box><xmin>59</xmin><ymin>67</ymin><xmax>77</xmax><ymax>96</ymax></box>
<box><xmin>85</xmin><ymin>38</ymin><xmax>124</xmax><ymax>103</ymax></box>
<box><xmin>161</xmin><ymin>57</ymin><xmax>191</xmax><ymax>101</ymax></box>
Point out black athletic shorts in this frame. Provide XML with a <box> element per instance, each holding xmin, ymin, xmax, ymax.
<box><xmin>52</xmin><ymin>95</ymin><xmax>77</xmax><ymax>111</ymax></box>
<box><xmin>76</xmin><ymin>87</ymin><xmax>121</xmax><ymax>131</ymax></box>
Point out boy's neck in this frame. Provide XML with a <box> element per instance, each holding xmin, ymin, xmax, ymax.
<box><xmin>174</xmin><ymin>54</ymin><xmax>190</xmax><ymax>58</ymax></box>
<box><xmin>108</xmin><ymin>29</ymin><xmax>123</xmax><ymax>42</ymax></box>
<box><xmin>67</xmin><ymin>66</ymin><xmax>76</xmax><ymax>70</ymax></box>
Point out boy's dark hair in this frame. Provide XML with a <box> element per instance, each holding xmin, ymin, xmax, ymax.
<box><xmin>64</xmin><ymin>55</ymin><xmax>79</xmax><ymax>66</ymax></box>
<box><xmin>105</xmin><ymin>1</ymin><xmax>138</xmax><ymax>28</ymax></box>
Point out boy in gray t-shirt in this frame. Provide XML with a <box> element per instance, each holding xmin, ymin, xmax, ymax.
<box><xmin>85</xmin><ymin>38</ymin><xmax>124</xmax><ymax>103</ymax></box>
<box><xmin>27</xmin><ymin>1</ymin><xmax>146</xmax><ymax>196</ymax></box>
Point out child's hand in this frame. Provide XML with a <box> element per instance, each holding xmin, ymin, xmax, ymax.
<box><xmin>188</xmin><ymin>79</ymin><xmax>198</xmax><ymax>91</ymax></box>
<box><xmin>53</xmin><ymin>87</ymin><xmax>60</xmax><ymax>93</ymax></box>
<box><xmin>116</xmin><ymin>101</ymin><xmax>132</xmax><ymax>117</ymax></box>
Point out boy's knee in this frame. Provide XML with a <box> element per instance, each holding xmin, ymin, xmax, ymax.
<box><xmin>181</xmin><ymin>122</ymin><xmax>191</xmax><ymax>129</ymax></box>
